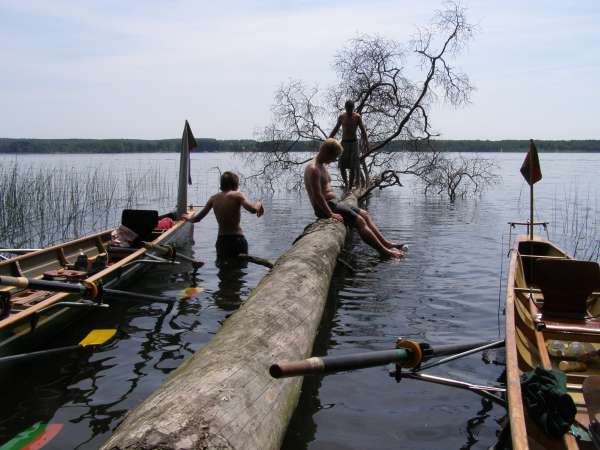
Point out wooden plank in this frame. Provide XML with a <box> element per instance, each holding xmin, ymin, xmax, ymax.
<box><xmin>506</xmin><ymin>244</ymin><xmax>531</xmax><ymax>450</ymax></box>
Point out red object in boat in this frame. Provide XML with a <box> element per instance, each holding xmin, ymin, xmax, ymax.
<box><xmin>156</xmin><ymin>217</ymin><xmax>175</xmax><ymax>230</ymax></box>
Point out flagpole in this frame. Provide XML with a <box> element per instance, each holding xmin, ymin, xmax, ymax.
<box><xmin>529</xmin><ymin>183</ymin><xmax>534</xmax><ymax>240</ymax></box>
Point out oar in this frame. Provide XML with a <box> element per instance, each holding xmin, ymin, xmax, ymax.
<box><xmin>141</xmin><ymin>242</ymin><xmax>204</xmax><ymax>269</ymax></box>
<box><xmin>0</xmin><ymin>329</ymin><xmax>116</xmax><ymax>365</ymax></box>
<box><xmin>238</xmin><ymin>254</ymin><xmax>274</xmax><ymax>269</ymax></box>
<box><xmin>0</xmin><ymin>275</ymin><xmax>171</xmax><ymax>303</ymax></box>
<box><xmin>583</xmin><ymin>376</ymin><xmax>600</xmax><ymax>449</ymax></box>
<box><xmin>270</xmin><ymin>340</ymin><xmax>504</xmax><ymax>378</ymax></box>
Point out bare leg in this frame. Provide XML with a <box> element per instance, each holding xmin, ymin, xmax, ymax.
<box><xmin>354</xmin><ymin>216</ymin><xmax>403</xmax><ymax>258</ymax></box>
<box><xmin>352</xmin><ymin>162</ymin><xmax>361</xmax><ymax>189</ymax></box>
<box><xmin>340</xmin><ymin>167</ymin><xmax>348</xmax><ymax>189</ymax></box>
<box><xmin>360</xmin><ymin>209</ymin><xmax>398</xmax><ymax>248</ymax></box>
<box><xmin>348</xmin><ymin>166</ymin><xmax>355</xmax><ymax>190</ymax></box>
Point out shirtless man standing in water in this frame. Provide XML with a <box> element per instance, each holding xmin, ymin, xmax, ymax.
<box><xmin>329</xmin><ymin>100</ymin><xmax>369</xmax><ymax>189</ymax></box>
<box><xmin>304</xmin><ymin>139</ymin><xmax>404</xmax><ymax>258</ymax></box>
<box><xmin>184</xmin><ymin>171</ymin><xmax>264</xmax><ymax>258</ymax></box>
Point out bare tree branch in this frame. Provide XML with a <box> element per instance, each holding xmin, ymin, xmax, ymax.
<box><xmin>246</xmin><ymin>1</ymin><xmax>496</xmax><ymax>201</ymax></box>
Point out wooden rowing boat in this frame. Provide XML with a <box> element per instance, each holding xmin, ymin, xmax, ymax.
<box><xmin>0</xmin><ymin>215</ymin><xmax>194</xmax><ymax>357</ymax></box>
<box><xmin>506</xmin><ymin>234</ymin><xmax>600</xmax><ymax>449</ymax></box>
<box><xmin>0</xmin><ymin>121</ymin><xmax>198</xmax><ymax>359</ymax></box>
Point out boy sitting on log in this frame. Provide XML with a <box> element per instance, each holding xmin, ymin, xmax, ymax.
<box><xmin>304</xmin><ymin>138</ymin><xmax>405</xmax><ymax>258</ymax></box>
<box><xmin>184</xmin><ymin>171</ymin><xmax>264</xmax><ymax>258</ymax></box>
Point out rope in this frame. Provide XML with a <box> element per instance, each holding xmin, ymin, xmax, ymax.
<box><xmin>497</xmin><ymin>231</ymin><xmax>506</xmax><ymax>338</ymax></box>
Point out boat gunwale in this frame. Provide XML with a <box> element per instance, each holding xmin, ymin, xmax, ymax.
<box><xmin>506</xmin><ymin>234</ymin><xmax>531</xmax><ymax>450</ymax></box>
<box><xmin>0</xmin><ymin>228</ymin><xmax>114</xmax><ymax>268</ymax></box>
<box><xmin>0</xmin><ymin>214</ymin><xmax>191</xmax><ymax>330</ymax></box>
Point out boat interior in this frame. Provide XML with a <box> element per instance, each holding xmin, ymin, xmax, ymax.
<box><xmin>0</xmin><ymin>209</ymin><xmax>176</xmax><ymax>319</ymax></box>
<box><xmin>512</xmin><ymin>237</ymin><xmax>600</xmax><ymax>448</ymax></box>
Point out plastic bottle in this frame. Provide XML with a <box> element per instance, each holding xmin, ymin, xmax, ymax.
<box><xmin>546</xmin><ymin>340</ymin><xmax>567</xmax><ymax>358</ymax></box>
<box><xmin>566</xmin><ymin>342</ymin><xmax>586</xmax><ymax>359</ymax></box>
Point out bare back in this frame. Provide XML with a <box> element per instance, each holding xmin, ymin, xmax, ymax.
<box><xmin>211</xmin><ymin>191</ymin><xmax>244</xmax><ymax>235</ymax></box>
<box><xmin>340</xmin><ymin>112</ymin><xmax>360</xmax><ymax>141</ymax></box>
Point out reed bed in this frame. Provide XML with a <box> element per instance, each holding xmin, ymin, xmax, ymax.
<box><xmin>551</xmin><ymin>185</ymin><xmax>600</xmax><ymax>262</ymax></box>
<box><xmin>0</xmin><ymin>163</ymin><xmax>173</xmax><ymax>249</ymax></box>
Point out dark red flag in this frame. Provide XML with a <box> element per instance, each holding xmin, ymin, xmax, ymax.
<box><xmin>520</xmin><ymin>139</ymin><xmax>542</xmax><ymax>185</ymax></box>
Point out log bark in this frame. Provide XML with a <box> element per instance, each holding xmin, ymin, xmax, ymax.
<box><xmin>100</xmin><ymin>197</ymin><xmax>356</xmax><ymax>450</ymax></box>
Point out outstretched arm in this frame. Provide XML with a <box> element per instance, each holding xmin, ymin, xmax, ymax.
<box><xmin>358</xmin><ymin>116</ymin><xmax>370</xmax><ymax>153</ymax></box>
<box><xmin>185</xmin><ymin>197</ymin><xmax>213</xmax><ymax>223</ymax></box>
<box><xmin>239</xmin><ymin>193</ymin><xmax>264</xmax><ymax>217</ymax></box>
<box><xmin>329</xmin><ymin>116</ymin><xmax>342</xmax><ymax>138</ymax></box>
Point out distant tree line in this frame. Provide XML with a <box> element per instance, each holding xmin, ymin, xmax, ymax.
<box><xmin>0</xmin><ymin>137</ymin><xmax>599</xmax><ymax>154</ymax></box>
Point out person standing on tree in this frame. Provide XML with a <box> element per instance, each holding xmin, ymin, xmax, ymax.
<box><xmin>329</xmin><ymin>100</ymin><xmax>370</xmax><ymax>190</ymax></box>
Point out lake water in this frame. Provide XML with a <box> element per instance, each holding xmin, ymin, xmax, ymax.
<box><xmin>0</xmin><ymin>152</ymin><xmax>598</xmax><ymax>449</ymax></box>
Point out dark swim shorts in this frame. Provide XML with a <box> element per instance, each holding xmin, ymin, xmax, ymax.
<box><xmin>216</xmin><ymin>234</ymin><xmax>248</xmax><ymax>258</ymax></box>
<box><xmin>315</xmin><ymin>198</ymin><xmax>361</xmax><ymax>225</ymax></box>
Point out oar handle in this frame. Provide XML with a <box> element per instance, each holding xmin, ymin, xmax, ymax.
<box><xmin>270</xmin><ymin>349</ymin><xmax>412</xmax><ymax>379</ymax></box>
<box><xmin>0</xmin><ymin>275</ymin><xmax>170</xmax><ymax>303</ymax></box>
<box><xmin>0</xmin><ymin>275</ymin><xmax>29</xmax><ymax>289</ymax></box>
<box><xmin>0</xmin><ymin>275</ymin><xmax>92</xmax><ymax>297</ymax></box>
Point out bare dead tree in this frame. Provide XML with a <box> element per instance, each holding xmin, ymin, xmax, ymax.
<box><xmin>421</xmin><ymin>154</ymin><xmax>500</xmax><ymax>201</ymax></box>
<box><xmin>246</xmin><ymin>2</ymin><xmax>498</xmax><ymax>200</ymax></box>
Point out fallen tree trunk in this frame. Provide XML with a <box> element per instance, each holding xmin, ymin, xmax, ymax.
<box><xmin>101</xmin><ymin>197</ymin><xmax>357</xmax><ymax>450</ymax></box>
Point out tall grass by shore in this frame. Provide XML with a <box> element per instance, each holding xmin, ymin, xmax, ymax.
<box><xmin>0</xmin><ymin>163</ymin><xmax>173</xmax><ymax>249</ymax></box>
<box><xmin>551</xmin><ymin>186</ymin><xmax>600</xmax><ymax>262</ymax></box>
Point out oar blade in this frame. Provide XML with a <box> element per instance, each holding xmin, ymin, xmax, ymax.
<box><xmin>180</xmin><ymin>286</ymin><xmax>203</xmax><ymax>301</ymax></box>
<box><xmin>0</xmin><ymin>422</ymin><xmax>62</xmax><ymax>450</ymax></box>
<box><xmin>79</xmin><ymin>329</ymin><xmax>117</xmax><ymax>347</ymax></box>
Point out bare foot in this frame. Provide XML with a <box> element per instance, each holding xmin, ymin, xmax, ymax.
<box><xmin>387</xmin><ymin>242</ymin><xmax>407</xmax><ymax>251</ymax></box>
<box><xmin>390</xmin><ymin>248</ymin><xmax>405</xmax><ymax>258</ymax></box>
<box><xmin>381</xmin><ymin>248</ymin><xmax>405</xmax><ymax>258</ymax></box>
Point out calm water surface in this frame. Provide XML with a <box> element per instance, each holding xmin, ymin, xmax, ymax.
<box><xmin>0</xmin><ymin>152</ymin><xmax>598</xmax><ymax>449</ymax></box>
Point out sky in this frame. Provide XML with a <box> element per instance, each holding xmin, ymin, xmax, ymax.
<box><xmin>1</xmin><ymin>0</ymin><xmax>599</xmax><ymax>140</ymax></box>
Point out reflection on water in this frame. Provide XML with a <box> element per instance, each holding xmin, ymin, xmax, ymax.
<box><xmin>213</xmin><ymin>258</ymin><xmax>249</xmax><ymax>311</ymax></box>
<box><xmin>0</xmin><ymin>152</ymin><xmax>598</xmax><ymax>449</ymax></box>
